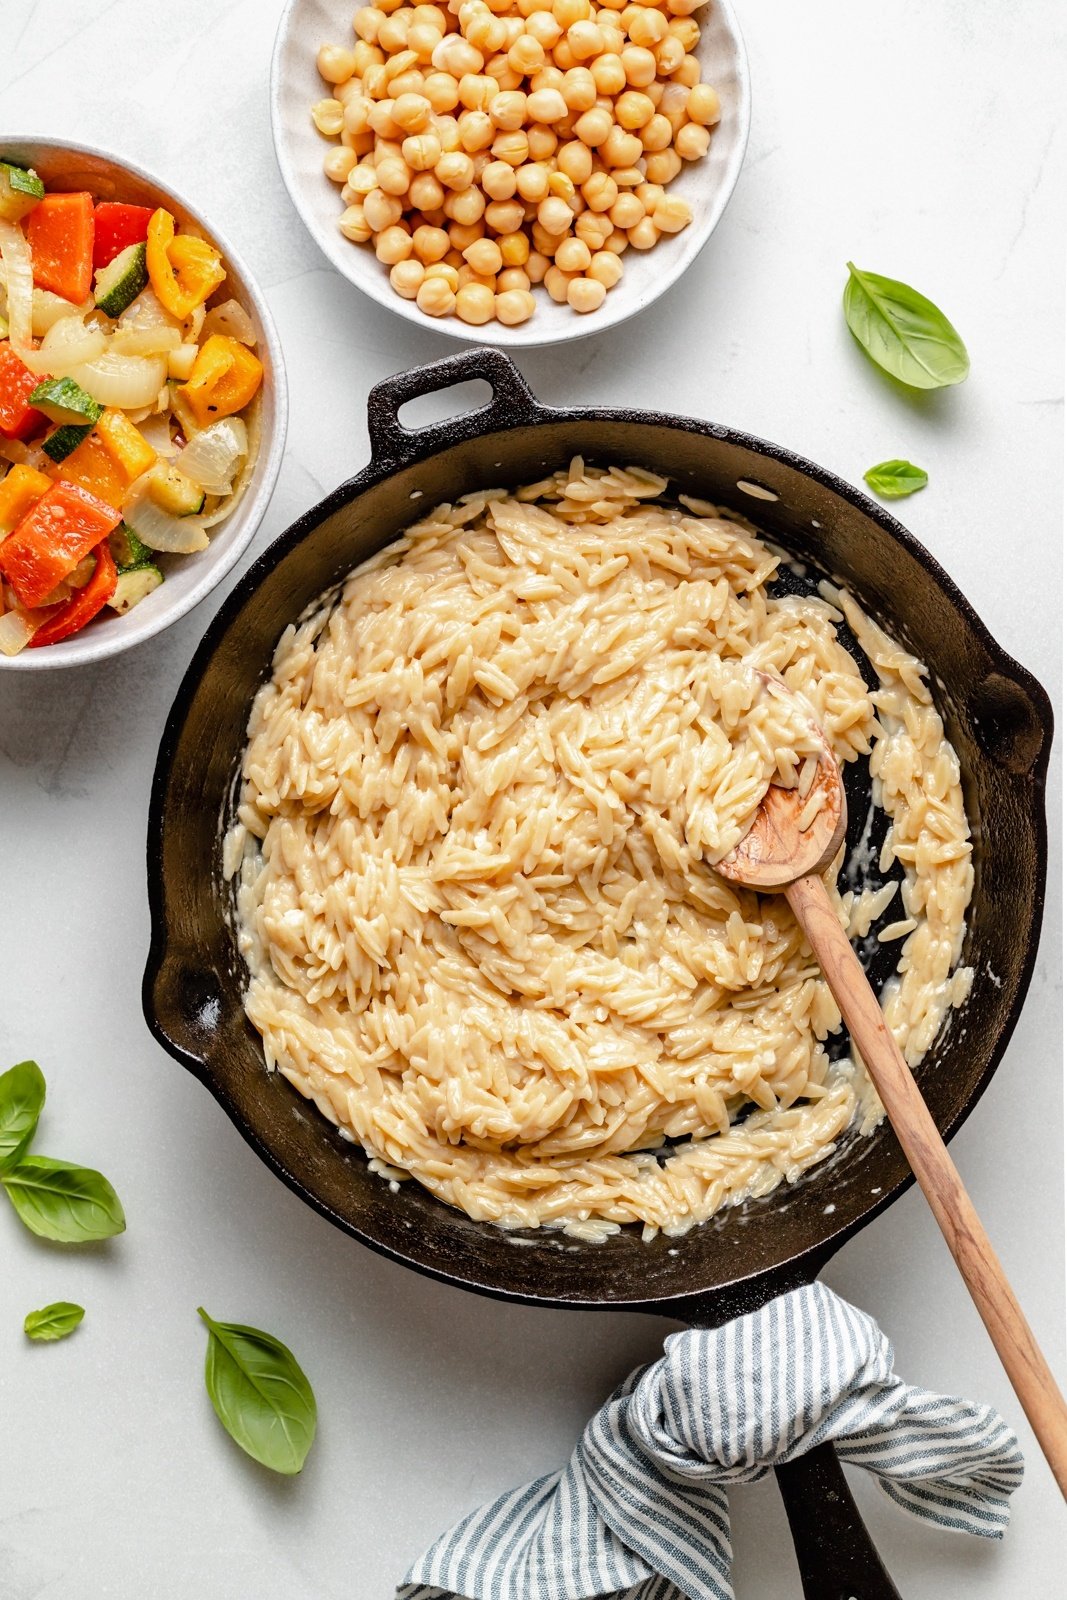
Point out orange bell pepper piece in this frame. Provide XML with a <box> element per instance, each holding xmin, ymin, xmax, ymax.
<box><xmin>29</xmin><ymin>539</ymin><xmax>117</xmax><ymax>648</ymax></box>
<box><xmin>26</xmin><ymin>192</ymin><xmax>95</xmax><ymax>304</ymax></box>
<box><xmin>179</xmin><ymin>334</ymin><xmax>263</xmax><ymax>427</ymax></box>
<box><xmin>146</xmin><ymin>208</ymin><xmax>225</xmax><ymax>320</ymax></box>
<box><xmin>0</xmin><ymin>463</ymin><xmax>51</xmax><ymax>534</ymax></box>
<box><xmin>56</xmin><ymin>410</ymin><xmax>157</xmax><ymax>509</ymax></box>
<box><xmin>0</xmin><ymin>480</ymin><xmax>121</xmax><ymax>607</ymax></box>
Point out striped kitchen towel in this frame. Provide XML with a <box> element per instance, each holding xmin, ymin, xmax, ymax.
<box><xmin>397</xmin><ymin>1283</ymin><xmax>1023</xmax><ymax>1600</ymax></box>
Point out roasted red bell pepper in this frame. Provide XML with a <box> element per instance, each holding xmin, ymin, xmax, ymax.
<box><xmin>26</xmin><ymin>191</ymin><xmax>95</xmax><ymax>303</ymax></box>
<box><xmin>92</xmin><ymin>201</ymin><xmax>154</xmax><ymax>270</ymax></box>
<box><xmin>28</xmin><ymin>539</ymin><xmax>117</xmax><ymax>647</ymax></box>
<box><xmin>0</xmin><ymin>480</ymin><xmax>121</xmax><ymax>607</ymax></box>
<box><xmin>0</xmin><ymin>341</ymin><xmax>46</xmax><ymax>440</ymax></box>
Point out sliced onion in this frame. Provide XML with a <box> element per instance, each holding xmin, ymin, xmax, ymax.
<box><xmin>119</xmin><ymin>288</ymin><xmax>181</xmax><ymax>331</ymax></box>
<box><xmin>0</xmin><ymin>218</ymin><xmax>35</xmax><ymax>355</ymax></box>
<box><xmin>32</xmin><ymin>289</ymin><xmax>91</xmax><ymax>336</ymax></box>
<box><xmin>0</xmin><ymin>607</ymin><xmax>43</xmax><ymax>656</ymax></box>
<box><xmin>124</xmin><ymin>490</ymin><xmax>210</xmax><ymax>554</ymax></box>
<box><xmin>0</xmin><ymin>437</ymin><xmax>49</xmax><ymax>471</ymax></box>
<box><xmin>137</xmin><ymin>412</ymin><xmax>179</xmax><ymax>457</ymax></box>
<box><xmin>184</xmin><ymin>303</ymin><xmax>207</xmax><ymax>342</ymax></box>
<box><xmin>66</xmin><ymin>351</ymin><xmax>168</xmax><ymax>410</ymax></box>
<box><xmin>111</xmin><ymin>323</ymin><xmax>182</xmax><ymax>357</ymax></box>
<box><xmin>26</xmin><ymin>315</ymin><xmax>108</xmax><ymax>376</ymax></box>
<box><xmin>201</xmin><ymin>297</ymin><xmax>257</xmax><ymax>345</ymax></box>
<box><xmin>175</xmin><ymin>417</ymin><xmax>247</xmax><ymax>493</ymax></box>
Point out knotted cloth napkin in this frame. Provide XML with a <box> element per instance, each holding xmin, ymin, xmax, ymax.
<box><xmin>397</xmin><ymin>1284</ymin><xmax>1023</xmax><ymax>1600</ymax></box>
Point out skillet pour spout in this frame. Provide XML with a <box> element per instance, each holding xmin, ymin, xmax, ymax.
<box><xmin>144</xmin><ymin>349</ymin><xmax>1051</xmax><ymax>1599</ymax></box>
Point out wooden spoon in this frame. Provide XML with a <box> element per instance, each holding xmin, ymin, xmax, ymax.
<box><xmin>717</xmin><ymin>729</ymin><xmax>1067</xmax><ymax>1498</ymax></box>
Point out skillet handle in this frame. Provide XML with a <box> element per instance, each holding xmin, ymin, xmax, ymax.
<box><xmin>366</xmin><ymin>348</ymin><xmax>547</xmax><ymax>472</ymax></box>
<box><xmin>774</xmin><ymin>1443</ymin><xmax>903</xmax><ymax>1599</ymax></box>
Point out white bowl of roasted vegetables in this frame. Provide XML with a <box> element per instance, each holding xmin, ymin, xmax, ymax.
<box><xmin>0</xmin><ymin>139</ymin><xmax>286</xmax><ymax>666</ymax></box>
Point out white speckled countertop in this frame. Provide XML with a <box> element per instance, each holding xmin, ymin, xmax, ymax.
<box><xmin>1</xmin><ymin>2</ymin><xmax>1063</xmax><ymax>1594</ymax></box>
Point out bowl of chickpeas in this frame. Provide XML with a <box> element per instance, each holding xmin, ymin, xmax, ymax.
<box><xmin>271</xmin><ymin>0</ymin><xmax>749</xmax><ymax>344</ymax></box>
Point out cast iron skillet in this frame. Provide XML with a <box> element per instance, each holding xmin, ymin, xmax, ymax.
<box><xmin>144</xmin><ymin>350</ymin><xmax>1051</xmax><ymax>1597</ymax></box>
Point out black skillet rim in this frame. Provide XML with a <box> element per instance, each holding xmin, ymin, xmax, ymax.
<box><xmin>142</xmin><ymin>367</ymin><xmax>1053</xmax><ymax>1315</ymax></box>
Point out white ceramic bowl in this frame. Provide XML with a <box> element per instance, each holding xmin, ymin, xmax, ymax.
<box><xmin>0</xmin><ymin>138</ymin><xmax>287</xmax><ymax>672</ymax></box>
<box><xmin>271</xmin><ymin>0</ymin><xmax>750</xmax><ymax>349</ymax></box>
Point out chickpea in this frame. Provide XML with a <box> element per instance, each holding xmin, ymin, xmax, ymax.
<box><xmin>687</xmin><ymin>84</ymin><xmax>721</xmax><ymax>126</ymax></box>
<box><xmin>574</xmin><ymin>209</ymin><xmax>613</xmax><ymax>248</ymax></box>
<box><xmin>458</xmin><ymin>109</ymin><xmax>496</xmax><ymax>150</ymax></box>
<box><xmin>627</xmin><ymin>215</ymin><xmax>659</xmax><ymax>249</ymax></box>
<box><xmin>459</xmin><ymin>72</ymin><xmax>499</xmax><ymax>111</ymax></box>
<box><xmin>591</xmin><ymin>52</ymin><xmax>627</xmax><ymax>93</ymax></box>
<box><xmin>523</xmin><ymin>249</ymin><xmax>549</xmax><ymax>283</ymax></box>
<box><xmin>392</xmin><ymin>92</ymin><xmax>432</xmax><ymax>132</ymax></box>
<box><xmin>339</xmin><ymin>202</ymin><xmax>372</xmax><ymax>241</ymax></box>
<box><xmin>643</xmin><ymin>147</ymin><xmax>681</xmax><ymax>183</ymax></box>
<box><xmin>654</xmin><ymin>36</ymin><xmax>685</xmax><ymax>74</ymax></box>
<box><xmin>620</xmin><ymin>45</ymin><xmax>656</xmax><ymax>86</ymax></box>
<box><xmin>651</xmin><ymin>195</ymin><xmax>692</xmax><ymax>233</ymax></box>
<box><xmin>611</xmin><ymin>164</ymin><xmax>645</xmax><ymax>188</ymax></box>
<box><xmin>363</xmin><ymin>187</ymin><xmax>403</xmax><ymax>231</ymax></box>
<box><xmin>412</xmin><ymin>223</ymin><xmax>451</xmax><ymax>262</ymax></box>
<box><xmin>581</xmin><ymin>170</ymin><xmax>618</xmax><ymax>211</ymax></box>
<box><xmin>324</xmin><ymin>145</ymin><xmax>359</xmax><ymax>182</ymax></box>
<box><xmin>561</xmin><ymin>66</ymin><xmax>597</xmax><ymax>110</ymax></box>
<box><xmin>480</xmin><ymin>158</ymin><xmax>516</xmax><ymax>198</ymax></box>
<box><xmin>674</xmin><ymin>120</ymin><xmax>709</xmax><ymax>160</ymax></box>
<box><xmin>492</xmin><ymin>128</ymin><xmax>531</xmax><ymax>164</ymax></box>
<box><xmin>574</xmin><ymin>105</ymin><xmax>612</xmax><ymax>145</ymax></box>
<box><xmin>508</xmin><ymin>34</ymin><xmax>545</xmax><ymax>74</ymax></box>
<box><xmin>537</xmin><ymin>194</ymin><xmax>574</xmax><ymax>234</ymax></box>
<box><xmin>461</xmin><ymin>237</ymin><xmax>502</xmax><ymax>275</ymax></box>
<box><xmin>640</xmin><ymin>112</ymin><xmax>673</xmax><ymax>151</ymax></box>
<box><xmin>312</xmin><ymin>97</ymin><xmax>345</xmax><ymax>136</ymax></box>
<box><xmin>554</xmin><ymin>235</ymin><xmax>591</xmax><ymax>272</ymax></box>
<box><xmin>408</xmin><ymin>22</ymin><xmax>444</xmax><ymax>60</ymax></box>
<box><xmin>375</xmin><ymin>223</ymin><xmax>414</xmax><ymax>263</ymax></box>
<box><xmin>416</xmin><ymin>276</ymin><xmax>457</xmax><ymax>316</ymax></box>
<box><xmin>384</xmin><ymin>49</ymin><xmax>420</xmax><ymax>83</ymax></box>
<box><xmin>567</xmin><ymin>19</ymin><xmax>603</xmax><ymax>58</ymax></box>
<box><xmin>526</xmin><ymin>125</ymin><xmax>558</xmax><ymax>160</ymax></box>
<box><xmin>435</xmin><ymin>150</ymin><xmax>476</xmax><ymax>190</ymax></box>
<box><xmin>659</xmin><ymin>80</ymin><xmax>690</xmax><ymax>129</ymax></box>
<box><xmin>354</xmin><ymin>8</ymin><xmax>385</xmax><ymax>43</ymax></box>
<box><xmin>515</xmin><ymin>161</ymin><xmax>551</xmax><ymax>200</ymax></box>
<box><xmin>448</xmin><ymin>219</ymin><xmax>485</xmax><ymax>251</ymax></box>
<box><xmin>485</xmin><ymin>197</ymin><xmax>527</xmax><ymax>231</ymax></box>
<box><xmin>609</xmin><ymin>191</ymin><xmax>644</xmax><ymax>229</ymax></box>
<box><xmin>498</xmin><ymin>265</ymin><xmax>532</xmax><ymax>290</ymax></box>
<box><xmin>486</xmin><ymin>56</ymin><xmax>523</xmax><ymax>90</ymax></box>
<box><xmin>601</xmin><ymin>125</ymin><xmax>643</xmax><ymax>166</ymax></box>
<box><xmin>554</xmin><ymin>0</ymin><xmax>590</xmax><ymax>28</ymax></box>
<box><xmin>531</xmin><ymin>220</ymin><xmax>557</xmax><ymax>254</ymax></box>
<box><xmin>589</xmin><ymin>248</ymin><xmax>624</xmax><ymax>287</ymax></box>
<box><xmin>431</xmin><ymin>35</ymin><xmax>485</xmax><ymax>76</ymax></box>
<box><xmin>526</xmin><ymin>11</ymin><xmax>562</xmax><ymax>49</ymax></box>
<box><xmin>636</xmin><ymin>181</ymin><xmax>665</xmax><ymax>212</ymax></box>
<box><xmin>403</xmin><ymin>129</ymin><xmax>443</xmax><ymax>170</ymax></box>
<box><xmin>615</xmin><ymin>89</ymin><xmax>655</xmax><ymax>129</ymax></box>
<box><xmin>544</xmin><ymin>263</ymin><xmax>576</xmax><ymax>302</ymax></box>
<box><xmin>368</xmin><ymin>100</ymin><xmax>400</xmax><ymax>139</ymax></box>
<box><xmin>361</xmin><ymin>63</ymin><xmax>389</xmax><ymax>98</ymax></box>
<box><xmin>489</xmin><ymin>88</ymin><xmax>528</xmax><ymax>128</ymax></box>
<box><xmin>449</xmin><ymin>185</ymin><xmax>487</xmax><ymax>223</ymax></box>
<box><xmin>498</xmin><ymin>230</ymin><xmax>531</xmax><ymax>265</ymax></box>
<box><xmin>353</xmin><ymin>41</ymin><xmax>385</xmax><ymax>76</ymax></box>
<box><xmin>424</xmin><ymin>71</ymin><xmax>461</xmax><ymax>112</ymax></box>
<box><xmin>378</xmin><ymin>13</ymin><xmax>410</xmax><ymax>53</ymax></box>
<box><xmin>347</xmin><ymin>161</ymin><xmax>379</xmax><ymax>196</ymax></box>
<box><xmin>495</xmin><ymin>288</ymin><xmax>536</xmax><ymax>324</ymax></box>
<box><xmin>466</xmin><ymin>12</ymin><xmax>508</xmax><ymax>53</ymax></box>
<box><xmin>376</xmin><ymin>156</ymin><xmax>412</xmax><ymax>194</ymax></box>
<box><xmin>425</xmin><ymin>262</ymin><xmax>461</xmax><ymax>289</ymax></box>
<box><xmin>599</xmin><ymin>23</ymin><xmax>625</xmax><ymax>55</ymax></box>
<box><xmin>436</xmin><ymin>115</ymin><xmax>463</xmax><ymax>152</ymax></box>
<box><xmin>456</xmin><ymin>264</ymin><xmax>495</xmax><ymax>289</ymax></box>
<box><xmin>526</xmin><ymin>86</ymin><xmax>568</xmax><ymax>121</ymax></box>
<box><xmin>318</xmin><ymin>43</ymin><xmax>357</xmax><ymax>83</ymax></box>
<box><xmin>557</xmin><ymin>139</ymin><xmax>593</xmax><ymax>183</ymax></box>
<box><xmin>567</xmin><ymin>275</ymin><xmax>607</xmax><ymax>312</ymax></box>
<box><xmin>626</xmin><ymin>8</ymin><xmax>667</xmax><ymax>46</ymax></box>
<box><xmin>454</xmin><ymin>282</ymin><xmax>495</xmax><ymax>323</ymax></box>
<box><xmin>672</xmin><ymin>54</ymin><xmax>701</xmax><ymax>88</ymax></box>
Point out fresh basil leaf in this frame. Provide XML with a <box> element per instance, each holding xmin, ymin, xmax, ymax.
<box><xmin>2</xmin><ymin>1156</ymin><xmax>125</xmax><ymax>1242</ymax></box>
<box><xmin>863</xmin><ymin>459</ymin><xmax>929</xmax><ymax>499</ymax></box>
<box><xmin>844</xmin><ymin>262</ymin><xmax>969</xmax><ymax>390</ymax></box>
<box><xmin>0</xmin><ymin>1060</ymin><xmax>46</xmax><ymax>1172</ymax></box>
<box><xmin>198</xmin><ymin>1307</ymin><xmax>317</xmax><ymax>1476</ymax></box>
<box><xmin>24</xmin><ymin>1300</ymin><xmax>85</xmax><ymax>1342</ymax></box>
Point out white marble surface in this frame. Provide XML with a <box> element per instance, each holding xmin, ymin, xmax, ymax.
<box><xmin>0</xmin><ymin>2</ymin><xmax>1063</xmax><ymax>1595</ymax></box>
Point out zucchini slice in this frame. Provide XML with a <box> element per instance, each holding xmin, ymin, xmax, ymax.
<box><xmin>146</xmin><ymin>461</ymin><xmax>205</xmax><ymax>517</ymax></box>
<box><xmin>29</xmin><ymin>376</ymin><xmax>103</xmax><ymax>427</ymax></box>
<box><xmin>0</xmin><ymin>160</ymin><xmax>44</xmax><ymax>222</ymax></box>
<box><xmin>94</xmin><ymin>242</ymin><xmax>149</xmax><ymax>319</ymax></box>
<box><xmin>108</xmin><ymin>521</ymin><xmax>153</xmax><ymax>572</ymax></box>
<box><xmin>41</xmin><ymin>423</ymin><xmax>94</xmax><ymax>463</ymax></box>
<box><xmin>108</xmin><ymin>565</ymin><xmax>164</xmax><ymax>613</ymax></box>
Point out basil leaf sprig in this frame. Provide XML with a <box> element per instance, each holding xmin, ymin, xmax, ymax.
<box><xmin>198</xmin><ymin>1308</ymin><xmax>317</xmax><ymax>1476</ymax></box>
<box><xmin>0</xmin><ymin>1061</ymin><xmax>125</xmax><ymax>1243</ymax></box>
<box><xmin>844</xmin><ymin>263</ymin><xmax>969</xmax><ymax>390</ymax></box>
<box><xmin>863</xmin><ymin>460</ymin><xmax>929</xmax><ymax>499</ymax></box>
<box><xmin>24</xmin><ymin>1301</ymin><xmax>85</xmax><ymax>1342</ymax></box>
<box><xmin>0</xmin><ymin>1060</ymin><xmax>45</xmax><ymax>1172</ymax></box>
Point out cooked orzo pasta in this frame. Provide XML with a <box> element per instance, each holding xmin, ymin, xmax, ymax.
<box><xmin>226</xmin><ymin>460</ymin><xmax>974</xmax><ymax>1240</ymax></box>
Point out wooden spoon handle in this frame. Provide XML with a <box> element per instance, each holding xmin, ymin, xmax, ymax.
<box><xmin>786</xmin><ymin>871</ymin><xmax>1067</xmax><ymax>1498</ymax></box>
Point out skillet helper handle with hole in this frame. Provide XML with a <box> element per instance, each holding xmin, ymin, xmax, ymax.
<box><xmin>775</xmin><ymin>1442</ymin><xmax>903</xmax><ymax>1600</ymax></box>
<box><xmin>786</xmin><ymin>872</ymin><xmax>1067</xmax><ymax>1499</ymax></box>
<box><xmin>365</xmin><ymin>347</ymin><xmax>548</xmax><ymax>472</ymax></box>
